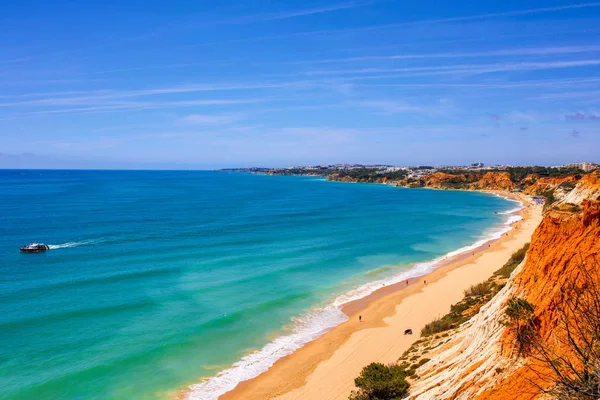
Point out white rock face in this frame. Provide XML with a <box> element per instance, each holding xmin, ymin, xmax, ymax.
<box><xmin>559</xmin><ymin>183</ymin><xmax>600</xmax><ymax>205</ymax></box>
<box><xmin>407</xmin><ymin>261</ymin><xmax>527</xmax><ymax>400</ymax></box>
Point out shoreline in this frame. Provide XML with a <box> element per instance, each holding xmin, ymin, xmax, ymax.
<box><xmin>176</xmin><ymin>189</ymin><xmax>533</xmax><ymax>400</ymax></box>
<box><xmin>216</xmin><ymin>191</ymin><xmax>540</xmax><ymax>400</ymax></box>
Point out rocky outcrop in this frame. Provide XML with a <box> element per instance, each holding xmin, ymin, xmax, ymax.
<box><xmin>409</xmin><ymin>200</ymin><xmax>600</xmax><ymax>399</ymax></box>
<box><xmin>520</xmin><ymin>174</ymin><xmax>539</xmax><ymax>188</ymax></box>
<box><xmin>327</xmin><ymin>174</ymin><xmax>400</xmax><ymax>185</ymax></box>
<box><xmin>422</xmin><ymin>172</ymin><xmax>470</xmax><ymax>188</ymax></box>
<box><xmin>469</xmin><ymin>172</ymin><xmax>516</xmax><ymax>191</ymax></box>
<box><xmin>557</xmin><ymin>170</ymin><xmax>600</xmax><ymax>205</ymax></box>
<box><xmin>522</xmin><ymin>175</ymin><xmax>577</xmax><ymax>196</ymax></box>
<box><xmin>327</xmin><ymin>174</ymin><xmax>370</xmax><ymax>183</ymax></box>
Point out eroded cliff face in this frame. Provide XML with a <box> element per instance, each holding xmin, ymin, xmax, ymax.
<box><xmin>419</xmin><ymin>171</ymin><xmax>517</xmax><ymax>191</ymax></box>
<box><xmin>409</xmin><ymin>200</ymin><xmax>600</xmax><ymax>400</ymax></box>
<box><xmin>523</xmin><ymin>175</ymin><xmax>577</xmax><ymax>195</ymax></box>
<box><xmin>421</xmin><ymin>172</ymin><xmax>470</xmax><ymax>188</ymax></box>
<box><xmin>469</xmin><ymin>172</ymin><xmax>516</xmax><ymax>191</ymax></box>
<box><xmin>406</xmin><ymin>259</ymin><xmax>528</xmax><ymax>400</ymax></box>
<box><xmin>480</xmin><ymin>200</ymin><xmax>600</xmax><ymax>399</ymax></box>
<box><xmin>327</xmin><ymin>174</ymin><xmax>400</xmax><ymax>184</ymax></box>
<box><xmin>558</xmin><ymin>170</ymin><xmax>600</xmax><ymax>205</ymax></box>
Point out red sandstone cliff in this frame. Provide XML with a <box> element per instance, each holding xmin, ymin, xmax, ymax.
<box><xmin>469</xmin><ymin>172</ymin><xmax>516</xmax><ymax>191</ymax></box>
<box><xmin>522</xmin><ymin>175</ymin><xmax>577</xmax><ymax>196</ymax></box>
<box><xmin>408</xmin><ymin>197</ymin><xmax>600</xmax><ymax>399</ymax></box>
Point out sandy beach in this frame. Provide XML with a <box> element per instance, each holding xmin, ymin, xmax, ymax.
<box><xmin>220</xmin><ymin>193</ymin><xmax>543</xmax><ymax>400</ymax></box>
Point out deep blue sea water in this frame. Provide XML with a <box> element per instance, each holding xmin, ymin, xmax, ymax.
<box><xmin>0</xmin><ymin>170</ymin><xmax>517</xmax><ymax>400</ymax></box>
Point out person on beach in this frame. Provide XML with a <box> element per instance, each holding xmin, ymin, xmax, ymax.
<box><xmin>424</xmin><ymin>280</ymin><xmax>427</xmax><ymax>284</ymax></box>
<box><xmin>359</xmin><ymin>315</ymin><xmax>362</xmax><ymax>322</ymax></box>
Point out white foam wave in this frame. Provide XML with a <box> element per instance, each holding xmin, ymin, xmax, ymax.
<box><xmin>48</xmin><ymin>239</ymin><xmax>103</xmax><ymax>250</ymax></box>
<box><xmin>186</xmin><ymin>199</ymin><xmax>525</xmax><ymax>400</ymax></box>
<box><xmin>186</xmin><ymin>262</ymin><xmax>431</xmax><ymax>400</ymax></box>
<box><xmin>492</xmin><ymin>194</ymin><xmax>525</xmax><ymax>215</ymax></box>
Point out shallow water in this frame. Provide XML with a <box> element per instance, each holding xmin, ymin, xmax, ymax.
<box><xmin>0</xmin><ymin>170</ymin><xmax>515</xmax><ymax>399</ymax></box>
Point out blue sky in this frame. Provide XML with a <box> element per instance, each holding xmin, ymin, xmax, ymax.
<box><xmin>1</xmin><ymin>0</ymin><xmax>600</xmax><ymax>169</ymax></box>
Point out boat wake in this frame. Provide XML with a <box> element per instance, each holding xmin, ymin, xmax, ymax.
<box><xmin>48</xmin><ymin>239</ymin><xmax>103</xmax><ymax>250</ymax></box>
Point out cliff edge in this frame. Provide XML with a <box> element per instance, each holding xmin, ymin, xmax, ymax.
<box><xmin>407</xmin><ymin>194</ymin><xmax>600</xmax><ymax>399</ymax></box>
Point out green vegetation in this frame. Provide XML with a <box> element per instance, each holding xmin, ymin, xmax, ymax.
<box><xmin>505</xmin><ymin>166</ymin><xmax>584</xmax><ymax>182</ymax></box>
<box><xmin>464</xmin><ymin>281</ymin><xmax>494</xmax><ymax>297</ymax></box>
<box><xmin>538</xmin><ymin>189</ymin><xmax>556</xmax><ymax>210</ymax></box>
<box><xmin>421</xmin><ymin>281</ymin><xmax>500</xmax><ymax>336</ymax></box>
<box><xmin>503</xmin><ymin>297</ymin><xmax>535</xmax><ymax>352</ymax></box>
<box><xmin>334</xmin><ymin>168</ymin><xmax>408</xmax><ymax>182</ymax></box>
<box><xmin>421</xmin><ymin>317</ymin><xmax>455</xmax><ymax>337</ymax></box>
<box><xmin>505</xmin><ymin>297</ymin><xmax>534</xmax><ymax>324</ymax></box>
<box><xmin>349</xmin><ymin>363</ymin><xmax>410</xmax><ymax>400</ymax></box>
<box><xmin>494</xmin><ymin>243</ymin><xmax>530</xmax><ymax>278</ymax></box>
<box><xmin>559</xmin><ymin>181</ymin><xmax>577</xmax><ymax>191</ymax></box>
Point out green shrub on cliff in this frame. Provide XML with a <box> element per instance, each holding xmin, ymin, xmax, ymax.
<box><xmin>464</xmin><ymin>281</ymin><xmax>494</xmax><ymax>297</ymax></box>
<box><xmin>494</xmin><ymin>243</ymin><xmax>529</xmax><ymax>278</ymax></box>
<box><xmin>349</xmin><ymin>362</ymin><xmax>410</xmax><ymax>400</ymax></box>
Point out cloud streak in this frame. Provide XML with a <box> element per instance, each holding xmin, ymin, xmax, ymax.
<box><xmin>181</xmin><ymin>114</ymin><xmax>240</xmax><ymax>125</ymax></box>
<box><xmin>303</xmin><ymin>59</ymin><xmax>600</xmax><ymax>78</ymax></box>
<box><xmin>288</xmin><ymin>45</ymin><xmax>600</xmax><ymax>64</ymax></box>
<box><xmin>214</xmin><ymin>1</ymin><xmax>373</xmax><ymax>24</ymax></box>
<box><xmin>186</xmin><ymin>3</ymin><xmax>600</xmax><ymax>47</ymax></box>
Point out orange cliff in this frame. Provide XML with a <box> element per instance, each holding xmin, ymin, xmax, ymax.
<box><xmin>407</xmin><ymin>196</ymin><xmax>600</xmax><ymax>399</ymax></box>
<box><xmin>469</xmin><ymin>171</ymin><xmax>516</xmax><ymax>191</ymax></box>
<box><xmin>558</xmin><ymin>170</ymin><xmax>600</xmax><ymax>205</ymax></box>
<box><xmin>477</xmin><ymin>200</ymin><xmax>600</xmax><ymax>399</ymax></box>
<box><xmin>420</xmin><ymin>171</ymin><xmax>517</xmax><ymax>191</ymax></box>
<box><xmin>522</xmin><ymin>175</ymin><xmax>577</xmax><ymax>195</ymax></box>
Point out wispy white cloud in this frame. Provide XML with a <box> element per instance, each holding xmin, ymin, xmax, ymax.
<box><xmin>0</xmin><ymin>2</ymin><xmax>372</xmax><ymax>67</ymax></box>
<box><xmin>180</xmin><ymin>114</ymin><xmax>240</xmax><ymax>125</ymax></box>
<box><xmin>356</xmin><ymin>100</ymin><xmax>424</xmax><ymax>113</ymax></box>
<box><xmin>187</xmin><ymin>3</ymin><xmax>600</xmax><ymax>47</ymax></box>
<box><xmin>0</xmin><ymin>56</ymin><xmax>37</xmax><ymax>65</ymax></box>
<box><xmin>531</xmin><ymin>90</ymin><xmax>600</xmax><ymax>100</ymax></box>
<box><xmin>565</xmin><ymin>111</ymin><xmax>600</xmax><ymax>119</ymax></box>
<box><xmin>0</xmin><ymin>81</ymin><xmax>317</xmax><ymax>103</ymax></box>
<box><xmin>68</xmin><ymin>60</ymin><xmax>231</xmax><ymax>76</ymax></box>
<box><xmin>304</xmin><ymin>59</ymin><xmax>600</xmax><ymax>78</ymax></box>
<box><xmin>214</xmin><ymin>1</ymin><xmax>372</xmax><ymax>24</ymax></box>
<box><xmin>0</xmin><ymin>98</ymin><xmax>277</xmax><ymax>120</ymax></box>
<box><xmin>355</xmin><ymin>77</ymin><xmax>600</xmax><ymax>89</ymax></box>
<box><xmin>288</xmin><ymin>45</ymin><xmax>600</xmax><ymax>64</ymax></box>
<box><xmin>355</xmin><ymin>98</ymin><xmax>457</xmax><ymax>117</ymax></box>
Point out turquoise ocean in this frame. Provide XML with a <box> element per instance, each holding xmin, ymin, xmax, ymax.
<box><xmin>0</xmin><ymin>170</ymin><xmax>520</xmax><ymax>400</ymax></box>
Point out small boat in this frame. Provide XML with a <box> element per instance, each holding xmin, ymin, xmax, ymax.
<box><xmin>20</xmin><ymin>243</ymin><xmax>50</xmax><ymax>253</ymax></box>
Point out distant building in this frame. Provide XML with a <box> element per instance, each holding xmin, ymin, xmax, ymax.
<box><xmin>563</xmin><ymin>162</ymin><xmax>599</xmax><ymax>172</ymax></box>
<box><xmin>380</xmin><ymin>166</ymin><xmax>407</xmax><ymax>173</ymax></box>
<box><xmin>471</xmin><ymin>162</ymin><xmax>484</xmax><ymax>168</ymax></box>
